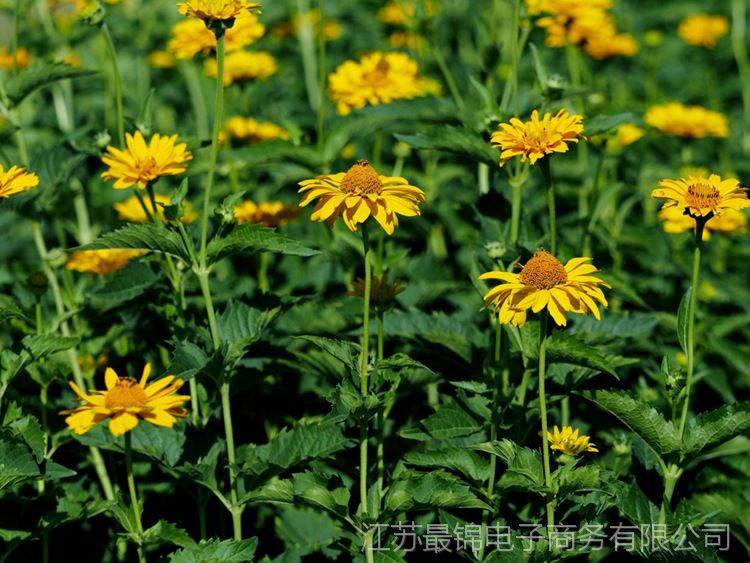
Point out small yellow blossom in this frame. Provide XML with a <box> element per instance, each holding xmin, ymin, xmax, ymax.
<box><xmin>678</xmin><ymin>14</ymin><xmax>729</xmax><ymax>49</ymax></box>
<box><xmin>114</xmin><ymin>194</ymin><xmax>198</xmax><ymax>224</ymax></box>
<box><xmin>234</xmin><ymin>200</ymin><xmax>300</xmax><ymax>227</ymax></box>
<box><xmin>652</xmin><ymin>174</ymin><xmax>749</xmax><ymax>219</ymax></box>
<box><xmin>377</xmin><ymin>0</ymin><xmax>437</xmax><ymax>26</ymax></box>
<box><xmin>167</xmin><ymin>12</ymin><xmax>265</xmax><ymax>60</ymax></box>
<box><xmin>0</xmin><ymin>165</ymin><xmax>40</xmax><ymax>198</ymax></box>
<box><xmin>61</xmin><ymin>363</ymin><xmax>190</xmax><ymax>436</ymax></box>
<box><xmin>66</xmin><ymin>250</ymin><xmax>146</xmax><ymax>275</ymax></box>
<box><xmin>101</xmin><ymin>131</ymin><xmax>193</xmax><ymax>190</ymax></box>
<box><xmin>177</xmin><ymin>0</ymin><xmax>261</xmax><ymax>24</ymax></box>
<box><xmin>658</xmin><ymin>206</ymin><xmax>748</xmax><ymax>240</ymax></box>
<box><xmin>610</xmin><ymin>123</ymin><xmax>646</xmax><ymax>149</ymax></box>
<box><xmin>148</xmin><ymin>50</ymin><xmax>176</xmax><ymax>69</ymax></box>
<box><xmin>204</xmin><ymin>50</ymin><xmax>277</xmax><ymax>85</ymax></box>
<box><xmin>644</xmin><ymin>102</ymin><xmax>729</xmax><ymax>138</ymax></box>
<box><xmin>224</xmin><ymin>116</ymin><xmax>289</xmax><ymax>143</ymax></box>
<box><xmin>0</xmin><ymin>47</ymin><xmax>32</xmax><ymax>70</ymax></box>
<box><xmin>547</xmin><ymin>425</ymin><xmax>599</xmax><ymax>455</ymax></box>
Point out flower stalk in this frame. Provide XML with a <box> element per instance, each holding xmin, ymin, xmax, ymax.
<box><xmin>359</xmin><ymin>224</ymin><xmax>374</xmax><ymax>563</ymax></box>
<box><xmin>101</xmin><ymin>23</ymin><xmax>125</xmax><ymax>146</ymax></box>
<box><xmin>540</xmin><ymin>158</ymin><xmax>557</xmax><ymax>255</ymax></box>
<box><xmin>124</xmin><ymin>433</ymin><xmax>146</xmax><ymax>563</ymax></box>
<box><xmin>538</xmin><ymin>312</ymin><xmax>555</xmax><ymax>538</ymax></box>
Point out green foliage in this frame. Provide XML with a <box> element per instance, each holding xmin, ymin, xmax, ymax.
<box><xmin>4</xmin><ymin>64</ymin><xmax>97</xmax><ymax>107</ymax></box>
<box><xmin>206</xmin><ymin>224</ymin><xmax>319</xmax><ymax>264</ymax></box>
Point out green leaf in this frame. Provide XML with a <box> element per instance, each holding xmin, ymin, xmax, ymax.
<box><xmin>217</xmin><ymin>302</ymin><xmax>278</xmax><ymax>349</ymax></box>
<box><xmin>0</xmin><ymin>350</ymin><xmax>32</xmax><ymax>404</ymax></box>
<box><xmin>4</xmin><ymin>414</ymin><xmax>46</xmax><ymax>463</ymax></box>
<box><xmin>76</xmin><ymin>223</ymin><xmax>190</xmax><ymax>262</ymax></box>
<box><xmin>5</xmin><ymin>64</ymin><xmax>97</xmax><ymax>107</ymax></box>
<box><xmin>92</xmin><ymin>262</ymin><xmax>160</xmax><ymax>303</ymax></box>
<box><xmin>143</xmin><ymin>520</ymin><xmax>195</xmax><ymax>549</ymax></box>
<box><xmin>545</xmin><ymin>332</ymin><xmax>619</xmax><ymax>377</ymax></box>
<box><xmin>554</xmin><ymin>464</ymin><xmax>601</xmax><ymax>497</ymax></box>
<box><xmin>169</xmin><ymin>538</ymin><xmax>258</xmax><ymax>563</ymax></box>
<box><xmin>76</xmin><ymin>423</ymin><xmax>185</xmax><ymax>467</ymax></box>
<box><xmin>295</xmin><ymin>336</ymin><xmax>360</xmax><ymax>371</ymax></box>
<box><xmin>404</xmin><ymin>448</ymin><xmax>490</xmax><ymax>482</ymax></box>
<box><xmin>384</xmin><ymin>470</ymin><xmax>490</xmax><ymax>513</ymax></box>
<box><xmin>677</xmin><ymin>288</ymin><xmax>691</xmax><ymax>355</ymax></box>
<box><xmin>176</xmin><ymin>441</ymin><xmax>223</xmax><ymax>494</ymax></box>
<box><xmin>421</xmin><ymin>402</ymin><xmax>482</xmax><ymax>440</ymax></box>
<box><xmin>291</xmin><ymin>472</ymin><xmax>350</xmax><ymax>518</ymax></box>
<box><xmin>206</xmin><ymin>224</ymin><xmax>319</xmax><ymax>265</ymax></box>
<box><xmin>276</xmin><ymin>506</ymin><xmax>345</xmax><ymax>553</ymax></box>
<box><xmin>585</xmin><ymin>113</ymin><xmax>639</xmax><ymax>136</ymax></box>
<box><xmin>581</xmin><ymin>389</ymin><xmax>680</xmax><ymax>455</ymax></box>
<box><xmin>0</xmin><ymin>296</ymin><xmax>28</xmax><ymax>325</ymax></box>
<box><xmin>240</xmin><ymin>420</ymin><xmax>354</xmax><ymax>486</ymax></box>
<box><xmin>472</xmin><ymin>439</ymin><xmax>545</xmax><ymax>491</ymax></box>
<box><xmin>22</xmin><ymin>335</ymin><xmax>80</xmax><ymax>359</ymax></box>
<box><xmin>0</xmin><ymin>438</ymin><xmax>40</xmax><ymax>491</ymax></box>
<box><xmin>612</xmin><ymin>481</ymin><xmax>660</xmax><ymax>526</ymax></box>
<box><xmin>683</xmin><ymin>402</ymin><xmax>750</xmax><ymax>456</ymax></box>
<box><xmin>394</xmin><ymin>126</ymin><xmax>497</xmax><ymax>166</ymax></box>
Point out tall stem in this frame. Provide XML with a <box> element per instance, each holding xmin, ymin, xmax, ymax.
<box><xmin>221</xmin><ymin>382</ymin><xmax>243</xmax><ymax>540</ymax></box>
<box><xmin>180</xmin><ymin>62</ymin><xmax>210</xmax><ymax>141</ymax></box>
<box><xmin>540</xmin><ymin>159</ymin><xmax>556</xmax><ymax>255</ymax></box>
<box><xmin>538</xmin><ymin>313</ymin><xmax>554</xmax><ymax>537</ymax></box>
<box><xmin>678</xmin><ymin>221</ymin><xmax>705</xmax><ymax>438</ymax></box>
<box><xmin>296</xmin><ymin>0</ymin><xmax>320</xmax><ymax>112</ymax></box>
<box><xmin>199</xmin><ymin>33</ymin><xmax>225</xmax><ymax>268</ymax></box>
<box><xmin>101</xmin><ymin>23</ymin><xmax>125</xmax><ymax>146</ymax></box>
<box><xmin>124</xmin><ymin>433</ymin><xmax>146</xmax><ymax>563</ymax></box>
<box><xmin>359</xmin><ymin>226</ymin><xmax>373</xmax><ymax>563</ymax></box>
<box><xmin>316</xmin><ymin>0</ymin><xmax>327</xmax><ymax>155</ymax></box>
<box><xmin>510</xmin><ymin>179</ymin><xmax>523</xmax><ymax>244</ymax></box>
<box><xmin>732</xmin><ymin>0</ymin><xmax>750</xmax><ymax>154</ymax></box>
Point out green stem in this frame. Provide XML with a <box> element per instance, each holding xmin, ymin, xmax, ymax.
<box><xmin>180</xmin><ymin>62</ymin><xmax>210</xmax><ymax>140</ymax></box>
<box><xmin>124</xmin><ymin>433</ymin><xmax>146</xmax><ymax>563</ymax></box>
<box><xmin>538</xmin><ymin>312</ymin><xmax>554</xmax><ymax>538</ymax></box>
<box><xmin>678</xmin><ymin>221</ymin><xmax>705</xmax><ymax>438</ymax></box>
<box><xmin>510</xmin><ymin>177</ymin><xmax>523</xmax><ymax>244</ymax></box>
<box><xmin>221</xmin><ymin>382</ymin><xmax>243</xmax><ymax>540</ymax></box>
<box><xmin>258</xmin><ymin>252</ymin><xmax>270</xmax><ymax>293</ymax></box>
<box><xmin>376</xmin><ymin>313</ymin><xmax>385</xmax><ymax>496</ymax></box>
<box><xmin>101</xmin><ymin>23</ymin><xmax>125</xmax><ymax>146</ymax></box>
<box><xmin>430</xmin><ymin>44</ymin><xmax>465</xmax><ymax>115</ymax></box>
<box><xmin>359</xmin><ymin>226</ymin><xmax>373</xmax><ymax>563</ymax></box>
<box><xmin>316</xmin><ymin>0</ymin><xmax>327</xmax><ymax>155</ymax></box>
<box><xmin>732</xmin><ymin>0</ymin><xmax>750</xmax><ymax>154</ymax></box>
<box><xmin>296</xmin><ymin>0</ymin><xmax>320</xmax><ymax>112</ymax></box>
<box><xmin>540</xmin><ymin>159</ymin><xmax>556</xmax><ymax>255</ymax></box>
<box><xmin>12</xmin><ymin>0</ymin><xmax>21</xmax><ymax>74</ymax></box>
<box><xmin>199</xmin><ymin>33</ymin><xmax>226</xmax><ymax>268</ymax></box>
<box><xmin>658</xmin><ymin>463</ymin><xmax>682</xmax><ymax>526</ymax></box>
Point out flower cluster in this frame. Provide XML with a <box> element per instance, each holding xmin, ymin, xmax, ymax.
<box><xmin>205</xmin><ymin>50</ymin><xmax>277</xmax><ymax>85</ymax></box>
<box><xmin>547</xmin><ymin>425</ymin><xmax>599</xmax><ymax>455</ymax></box>
<box><xmin>177</xmin><ymin>0</ymin><xmax>261</xmax><ymax>24</ymax></box>
<box><xmin>224</xmin><ymin>116</ymin><xmax>289</xmax><ymax>143</ymax></box>
<box><xmin>328</xmin><ymin>52</ymin><xmax>440</xmax><ymax>116</ymax></box>
<box><xmin>527</xmin><ymin>0</ymin><xmax>638</xmax><ymax>59</ymax></box>
<box><xmin>234</xmin><ymin>200</ymin><xmax>300</xmax><ymax>227</ymax></box>
<box><xmin>678</xmin><ymin>14</ymin><xmax>729</xmax><ymax>49</ymax></box>
<box><xmin>167</xmin><ymin>11</ymin><xmax>265</xmax><ymax>59</ymax></box>
<box><xmin>644</xmin><ymin>102</ymin><xmax>729</xmax><ymax>138</ymax></box>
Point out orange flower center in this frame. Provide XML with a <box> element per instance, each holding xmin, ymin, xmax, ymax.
<box><xmin>136</xmin><ymin>157</ymin><xmax>160</xmax><ymax>181</ymax></box>
<box><xmin>519</xmin><ymin>251</ymin><xmax>568</xmax><ymax>289</ymax></box>
<box><xmin>105</xmin><ymin>378</ymin><xmax>148</xmax><ymax>409</ymax></box>
<box><xmin>362</xmin><ymin>59</ymin><xmax>392</xmax><ymax>89</ymax></box>
<box><xmin>686</xmin><ymin>181</ymin><xmax>720</xmax><ymax>209</ymax></box>
<box><xmin>340</xmin><ymin>160</ymin><xmax>383</xmax><ymax>195</ymax></box>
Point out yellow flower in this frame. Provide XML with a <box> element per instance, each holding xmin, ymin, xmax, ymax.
<box><xmin>584</xmin><ymin>31</ymin><xmax>638</xmax><ymax>59</ymax></box>
<box><xmin>114</xmin><ymin>194</ymin><xmax>198</xmax><ymax>224</ymax></box>
<box><xmin>0</xmin><ymin>47</ymin><xmax>32</xmax><ymax>70</ymax></box>
<box><xmin>61</xmin><ymin>364</ymin><xmax>190</xmax><ymax>437</ymax></box>
<box><xmin>480</xmin><ymin>250</ymin><xmax>610</xmax><ymax>327</ymax></box>
<box><xmin>167</xmin><ymin>12</ymin><xmax>265</xmax><ymax>60</ymax></box>
<box><xmin>298</xmin><ymin>160</ymin><xmax>425</xmax><ymax>235</ymax></box>
<box><xmin>0</xmin><ymin>165</ymin><xmax>40</xmax><ymax>198</ymax></box>
<box><xmin>101</xmin><ymin>130</ymin><xmax>193</xmax><ymax>190</ymax></box>
<box><xmin>328</xmin><ymin>52</ymin><xmax>437</xmax><ymax>116</ymax></box>
<box><xmin>204</xmin><ymin>50</ymin><xmax>277</xmax><ymax>85</ymax></box>
<box><xmin>66</xmin><ymin>249</ymin><xmax>146</xmax><ymax>275</ymax></box>
<box><xmin>658</xmin><ymin>206</ymin><xmax>748</xmax><ymax>240</ymax></box>
<box><xmin>547</xmin><ymin>425</ymin><xmax>599</xmax><ymax>455</ymax></box>
<box><xmin>177</xmin><ymin>0</ymin><xmax>261</xmax><ymax>23</ymax></box>
<box><xmin>678</xmin><ymin>14</ymin><xmax>729</xmax><ymax>49</ymax></box>
<box><xmin>644</xmin><ymin>102</ymin><xmax>729</xmax><ymax>138</ymax></box>
<box><xmin>234</xmin><ymin>200</ymin><xmax>300</xmax><ymax>227</ymax></box>
<box><xmin>224</xmin><ymin>116</ymin><xmax>289</xmax><ymax>143</ymax></box>
<box><xmin>148</xmin><ymin>50</ymin><xmax>176</xmax><ymax>69</ymax></box>
<box><xmin>610</xmin><ymin>123</ymin><xmax>646</xmax><ymax>149</ymax></box>
<box><xmin>491</xmin><ymin>109</ymin><xmax>585</xmax><ymax>167</ymax></box>
<box><xmin>652</xmin><ymin>174</ymin><xmax>749</xmax><ymax>219</ymax></box>
<box><xmin>377</xmin><ymin>0</ymin><xmax>438</xmax><ymax>26</ymax></box>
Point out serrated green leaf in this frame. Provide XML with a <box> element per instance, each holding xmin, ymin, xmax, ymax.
<box><xmin>206</xmin><ymin>224</ymin><xmax>319</xmax><ymax>265</ymax></box>
<box><xmin>554</xmin><ymin>464</ymin><xmax>601</xmax><ymax>497</ymax></box>
<box><xmin>612</xmin><ymin>481</ymin><xmax>660</xmax><ymax>526</ymax></box>
<box><xmin>295</xmin><ymin>336</ymin><xmax>360</xmax><ymax>371</ymax></box>
<box><xmin>472</xmin><ymin>439</ymin><xmax>545</xmax><ymax>491</ymax></box>
<box><xmin>22</xmin><ymin>335</ymin><xmax>80</xmax><ymax>359</ymax></box>
<box><xmin>683</xmin><ymin>402</ymin><xmax>750</xmax><ymax>457</ymax></box>
<box><xmin>76</xmin><ymin>223</ymin><xmax>190</xmax><ymax>261</ymax></box>
<box><xmin>169</xmin><ymin>538</ymin><xmax>258</xmax><ymax>563</ymax></box>
<box><xmin>92</xmin><ymin>262</ymin><xmax>160</xmax><ymax>303</ymax></box>
<box><xmin>586</xmin><ymin>113</ymin><xmax>640</xmax><ymax>136</ymax></box>
<box><xmin>384</xmin><ymin>470</ymin><xmax>490</xmax><ymax>513</ymax></box>
<box><xmin>0</xmin><ymin>438</ymin><xmax>40</xmax><ymax>491</ymax></box>
<box><xmin>291</xmin><ymin>472</ymin><xmax>350</xmax><ymax>518</ymax></box>
<box><xmin>143</xmin><ymin>520</ymin><xmax>195</xmax><ymax>549</ymax></box>
<box><xmin>404</xmin><ymin>448</ymin><xmax>490</xmax><ymax>482</ymax></box>
<box><xmin>677</xmin><ymin>288</ymin><xmax>690</xmax><ymax>355</ymax></box>
<box><xmin>421</xmin><ymin>403</ymin><xmax>481</xmax><ymax>440</ymax></box>
<box><xmin>581</xmin><ymin>389</ymin><xmax>680</xmax><ymax>455</ymax></box>
<box><xmin>545</xmin><ymin>332</ymin><xmax>619</xmax><ymax>377</ymax></box>
<box><xmin>394</xmin><ymin>126</ymin><xmax>497</xmax><ymax>165</ymax></box>
<box><xmin>5</xmin><ymin>64</ymin><xmax>97</xmax><ymax>107</ymax></box>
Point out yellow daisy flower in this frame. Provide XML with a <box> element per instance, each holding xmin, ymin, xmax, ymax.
<box><xmin>480</xmin><ymin>250</ymin><xmax>610</xmax><ymax>327</ymax></box>
<box><xmin>0</xmin><ymin>165</ymin><xmax>40</xmax><ymax>198</ymax></box>
<box><xmin>658</xmin><ymin>206</ymin><xmax>748</xmax><ymax>240</ymax></box>
<box><xmin>148</xmin><ymin>50</ymin><xmax>176</xmax><ymax>69</ymax></box>
<box><xmin>114</xmin><ymin>194</ymin><xmax>198</xmax><ymax>224</ymax></box>
<box><xmin>101</xmin><ymin>131</ymin><xmax>193</xmax><ymax>190</ymax></box>
<box><xmin>0</xmin><ymin>47</ymin><xmax>32</xmax><ymax>70</ymax></box>
<box><xmin>167</xmin><ymin>12</ymin><xmax>265</xmax><ymax>60</ymax></box>
<box><xmin>609</xmin><ymin>123</ymin><xmax>646</xmax><ymax>149</ymax></box>
<box><xmin>678</xmin><ymin>14</ymin><xmax>729</xmax><ymax>49</ymax></box>
<box><xmin>644</xmin><ymin>102</ymin><xmax>729</xmax><ymax>138</ymax></box>
<box><xmin>298</xmin><ymin>160</ymin><xmax>425</xmax><ymax>235</ymax></box>
<box><xmin>547</xmin><ymin>425</ymin><xmax>599</xmax><ymax>455</ymax></box>
<box><xmin>177</xmin><ymin>0</ymin><xmax>261</xmax><ymax>24</ymax></box>
<box><xmin>584</xmin><ymin>31</ymin><xmax>639</xmax><ymax>59</ymax></box>
<box><xmin>224</xmin><ymin>116</ymin><xmax>289</xmax><ymax>143</ymax></box>
<box><xmin>234</xmin><ymin>200</ymin><xmax>300</xmax><ymax>227</ymax></box>
<box><xmin>652</xmin><ymin>174</ymin><xmax>750</xmax><ymax>219</ymax></box>
<box><xmin>491</xmin><ymin>109</ymin><xmax>585</xmax><ymax>167</ymax></box>
<box><xmin>328</xmin><ymin>51</ymin><xmax>437</xmax><ymax>116</ymax></box>
<box><xmin>66</xmin><ymin>249</ymin><xmax>146</xmax><ymax>275</ymax></box>
<box><xmin>61</xmin><ymin>364</ymin><xmax>190</xmax><ymax>437</ymax></box>
<box><xmin>204</xmin><ymin>50</ymin><xmax>277</xmax><ymax>85</ymax></box>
